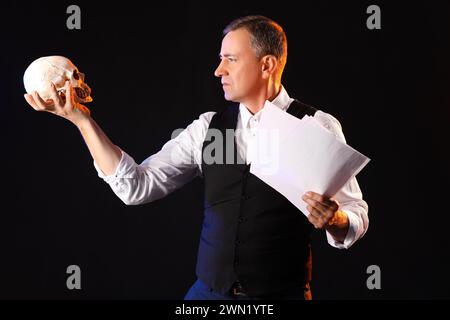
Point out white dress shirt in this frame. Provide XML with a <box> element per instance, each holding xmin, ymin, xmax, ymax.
<box><xmin>93</xmin><ymin>87</ymin><xmax>369</xmax><ymax>249</ymax></box>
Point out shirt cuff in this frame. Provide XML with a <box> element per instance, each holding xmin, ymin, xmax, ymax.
<box><xmin>93</xmin><ymin>149</ymin><xmax>137</xmax><ymax>184</ymax></box>
<box><xmin>326</xmin><ymin>209</ymin><xmax>359</xmax><ymax>249</ymax></box>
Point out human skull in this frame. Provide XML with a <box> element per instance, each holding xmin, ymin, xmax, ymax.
<box><xmin>23</xmin><ymin>56</ymin><xmax>92</xmax><ymax>104</ymax></box>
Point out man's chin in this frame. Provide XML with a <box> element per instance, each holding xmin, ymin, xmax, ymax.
<box><xmin>224</xmin><ymin>93</ymin><xmax>239</xmax><ymax>103</ymax></box>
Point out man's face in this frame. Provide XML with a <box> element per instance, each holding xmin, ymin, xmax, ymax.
<box><xmin>214</xmin><ymin>28</ymin><xmax>263</xmax><ymax>103</ymax></box>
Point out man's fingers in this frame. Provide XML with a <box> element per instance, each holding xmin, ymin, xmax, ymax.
<box><xmin>24</xmin><ymin>93</ymin><xmax>41</xmax><ymax>110</ymax></box>
<box><xmin>64</xmin><ymin>80</ymin><xmax>74</xmax><ymax>108</ymax></box>
<box><xmin>300</xmin><ymin>187</ymin><xmax>343</xmax><ymax>230</ymax></box>
<box><xmin>303</xmin><ymin>192</ymin><xmax>339</xmax><ymax>212</ymax></box>
<box><xmin>303</xmin><ymin>195</ymin><xmax>336</xmax><ymax>225</ymax></box>
<box><xmin>48</xmin><ymin>82</ymin><xmax>63</xmax><ymax>107</ymax></box>
<box><xmin>32</xmin><ymin>91</ymin><xmax>52</xmax><ymax>110</ymax></box>
<box><xmin>304</xmin><ymin>191</ymin><xmax>336</xmax><ymax>206</ymax></box>
<box><xmin>307</xmin><ymin>205</ymin><xmax>328</xmax><ymax>222</ymax></box>
<box><xmin>307</xmin><ymin>204</ymin><xmax>332</xmax><ymax>229</ymax></box>
<box><xmin>307</xmin><ymin>214</ymin><xmax>318</xmax><ymax>228</ymax></box>
<box><xmin>307</xmin><ymin>205</ymin><xmax>321</xmax><ymax>219</ymax></box>
<box><xmin>304</xmin><ymin>191</ymin><xmax>324</xmax><ymax>202</ymax></box>
<box><xmin>307</xmin><ymin>213</ymin><xmax>325</xmax><ymax>229</ymax></box>
<box><xmin>304</xmin><ymin>197</ymin><xmax>329</xmax><ymax>214</ymax></box>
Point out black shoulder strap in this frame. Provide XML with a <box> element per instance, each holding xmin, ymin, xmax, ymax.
<box><xmin>286</xmin><ymin>99</ymin><xmax>318</xmax><ymax>119</ymax></box>
<box><xmin>209</xmin><ymin>100</ymin><xmax>316</xmax><ymax>129</ymax></box>
<box><xmin>208</xmin><ymin>104</ymin><xmax>240</xmax><ymax>130</ymax></box>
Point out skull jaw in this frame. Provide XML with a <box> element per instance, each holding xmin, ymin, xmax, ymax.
<box><xmin>55</xmin><ymin>86</ymin><xmax>92</xmax><ymax>104</ymax></box>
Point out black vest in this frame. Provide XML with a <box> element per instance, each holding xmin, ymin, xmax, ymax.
<box><xmin>197</xmin><ymin>100</ymin><xmax>318</xmax><ymax>296</ymax></box>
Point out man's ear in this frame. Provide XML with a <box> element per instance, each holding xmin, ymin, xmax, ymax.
<box><xmin>261</xmin><ymin>55</ymin><xmax>278</xmax><ymax>79</ymax></box>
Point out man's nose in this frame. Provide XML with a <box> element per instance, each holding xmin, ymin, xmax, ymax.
<box><xmin>214</xmin><ymin>61</ymin><xmax>227</xmax><ymax>78</ymax></box>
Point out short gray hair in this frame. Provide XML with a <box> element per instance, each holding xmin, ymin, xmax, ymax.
<box><xmin>223</xmin><ymin>15</ymin><xmax>287</xmax><ymax>73</ymax></box>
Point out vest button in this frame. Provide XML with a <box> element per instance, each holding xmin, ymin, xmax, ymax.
<box><xmin>242</xmin><ymin>195</ymin><xmax>249</xmax><ymax>200</ymax></box>
<box><xmin>235</xmin><ymin>240</ymin><xmax>241</xmax><ymax>245</ymax></box>
<box><xmin>238</xmin><ymin>217</ymin><xmax>245</xmax><ymax>223</ymax></box>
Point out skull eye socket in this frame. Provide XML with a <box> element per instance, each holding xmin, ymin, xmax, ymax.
<box><xmin>73</xmin><ymin>70</ymin><xmax>80</xmax><ymax>80</ymax></box>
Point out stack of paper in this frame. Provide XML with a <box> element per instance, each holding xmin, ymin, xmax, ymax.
<box><xmin>249</xmin><ymin>101</ymin><xmax>370</xmax><ymax>216</ymax></box>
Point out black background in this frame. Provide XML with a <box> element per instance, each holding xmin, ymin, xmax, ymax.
<box><xmin>0</xmin><ymin>0</ymin><xmax>449</xmax><ymax>299</ymax></box>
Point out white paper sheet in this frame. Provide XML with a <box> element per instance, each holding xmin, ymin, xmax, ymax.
<box><xmin>249</xmin><ymin>101</ymin><xmax>370</xmax><ymax>216</ymax></box>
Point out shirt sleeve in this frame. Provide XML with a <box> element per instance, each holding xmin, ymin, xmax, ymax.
<box><xmin>314</xmin><ymin>111</ymin><xmax>369</xmax><ymax>249</ymax></box>
<box><xmin>93</xmin><ymin>112</ymin><xmax>216</xmax><ymax>205</ymax></box>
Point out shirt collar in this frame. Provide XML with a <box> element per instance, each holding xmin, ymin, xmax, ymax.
<box><xmin>239</xmin><ymin>86</ymin><xmax>292</xmax><ymax>128</ymax></box>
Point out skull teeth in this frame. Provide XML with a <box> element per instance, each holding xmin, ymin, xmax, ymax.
<box><xmin>75</xmin><ymin>87</ymin><xmax>87</xmax><ymax>99</ymax></box>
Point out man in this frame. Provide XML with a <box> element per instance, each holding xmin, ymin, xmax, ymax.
<box><xmin>24</xmin><ymin>15</ymin><xmax>368</xmax><ymax>300</ymax></box>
